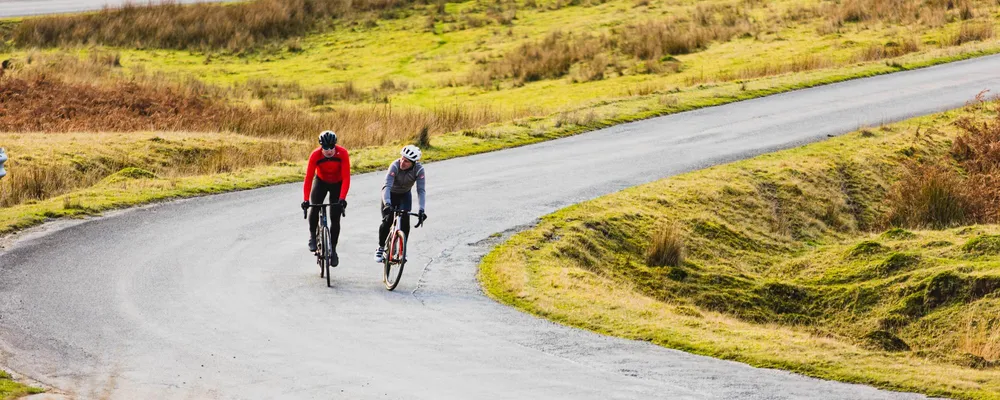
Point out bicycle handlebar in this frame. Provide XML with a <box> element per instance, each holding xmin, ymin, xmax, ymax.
<box><xmin>302</xmin><ymin>203</ymin><xmax>346</xmax><ymax>219</ymax></box>
<box><xmin>388</xmin><ymin>207</ymin><xmax>426</xmax><ymax>228</ymax></box>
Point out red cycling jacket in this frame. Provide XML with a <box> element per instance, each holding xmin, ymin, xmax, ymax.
<box><xmin>303</xmin><ymin>146</ymin><xmax>351</xmax><ymax>201</ymax></box>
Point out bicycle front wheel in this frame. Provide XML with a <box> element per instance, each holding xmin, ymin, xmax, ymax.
<box><xmin>317</xmin><ymin>228</ymin><xmax>326</xmax><ymax>278</ymax></box>
<box><xmin>322</xmin><ymin>226</ymin><xmax>333</xmax><ymax>287</ymax></box>
<box><xmin>383</xmin><ymin>230</ymin><xmax>406</xmax><ymax>291</ymax></box>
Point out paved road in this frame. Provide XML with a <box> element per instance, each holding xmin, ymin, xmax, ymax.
<box><xmin>2</xmin><ymin>56</ymin><xmax>999</xmax><ymax>399</ymax></box>
<box><xmin>0</xmin><ymin>0</ymin><xmax>230</xmax><ymax>18</ymax></box>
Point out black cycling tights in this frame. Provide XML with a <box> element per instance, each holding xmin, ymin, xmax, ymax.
<box><xmin>309</xmin><ymin>178</ymin><xmax>343</xmax><ymax>249</ymax></box>
<box><xmin>379</xmin><ymin>191</ymin><xmax>412</xmax><ymax>248</ymax></box>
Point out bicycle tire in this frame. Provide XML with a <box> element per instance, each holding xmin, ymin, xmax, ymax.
<box><xmin>322</xmin><ymin>226</ymin><xmax>333</xmax><ymax>287</ymax></box>
<box><xmin>383</xmin><ymin>230</ymin><xmax>406</xmax><ymax>291</ymax></box>
<box><xmin>316</xmin><ymin>228</ymin><xmax>325</xmax><ymax>278</ymax></box>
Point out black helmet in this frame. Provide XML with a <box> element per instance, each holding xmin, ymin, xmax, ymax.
<box><xmin>319</xmin><ymin>130</ymin><xmax>337</xmax><ymax>150</ymax></box>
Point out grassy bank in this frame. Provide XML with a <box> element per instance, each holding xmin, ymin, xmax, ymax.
<box><xmin>0</xmin><ymin>370</ymin><xmax>43</xmax><ymax>400</ymax></box>
<box><xmin>481</xmin><ymin>102</ymin><xmax>1000</xmax><ymax>399</ymax></box>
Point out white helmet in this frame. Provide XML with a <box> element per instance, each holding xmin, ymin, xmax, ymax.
<box><xmin>401</xmin><ymin>145</ymin><xmax>421</xmax><ymax>162</ymax></box>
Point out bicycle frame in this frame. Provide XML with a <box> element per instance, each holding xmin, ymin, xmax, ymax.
<box><xmin>303</xmin><ymin>203</ymin><xmax>344</xmax><ymax>287</ymax></box>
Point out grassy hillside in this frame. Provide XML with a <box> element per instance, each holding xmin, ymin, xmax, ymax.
<box><xmin>480</xmin><ymin>100</ymin><xmax>1000</xmax><ymax>398</ymax></box>
<box><xmin>1</xmin><ymin>0</ymin><xmax>999</xmax><ymax>234</ymax></box>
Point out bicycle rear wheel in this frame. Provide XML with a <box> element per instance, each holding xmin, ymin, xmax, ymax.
<box><xmin>383</xmin><ymin>230</ymin><xmax>406</xmax><ymax>291</ymax></box>
<box><xmin>322</xmin><ymin>226</ymin><xmax>333</xmax><ymax>287</ymax></box>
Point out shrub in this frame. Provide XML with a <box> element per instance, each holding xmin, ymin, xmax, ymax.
<box><xmin>885</xmin><ymin>162</ymin><xmax>968</xmax><ymax>229</ymax></box>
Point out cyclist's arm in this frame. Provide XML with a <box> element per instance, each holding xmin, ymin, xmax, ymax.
<box><xmin>338</xmin><ymin>147</ymin><xmax>351</xmax><ymax>201</ymax></box>
<box><xmin>416</xmin><ymin>165</ymin><xmax>426</xmax><ymax>211</ymax></box>
<box><xmin>303</xmin><ymin>150</ymin><xmax>319</xmax><ymax>201</ymax></box>
<box><xmin>383</xmin><ymin>162</ymin><xmax>398</xmax><ymax>206</ymax></box>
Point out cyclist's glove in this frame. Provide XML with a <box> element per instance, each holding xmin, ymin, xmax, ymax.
<box><xmin>419</xmin><ymin>209</ymin><xmax>427</xmax><ymax>222</ymax></box>
<box><xmin>300</xmin><ymin>201</ymin><xmax>310</xmax><ymax>211</ymax></box>
<box><xmin>382</xmin><ymin>203</ymin><xmax>392</xmax><ymax>213</ymax></box>
<box><xmin>338</xmin><ymin>199</ymin><xmax>348</xmax><ymax>210</ymax></box>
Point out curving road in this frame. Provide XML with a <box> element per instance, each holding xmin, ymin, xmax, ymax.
<box><xmin>2</xmin><ymin>56</ymin><xmax>1000</xmax><ymax>399</ymax></box>
<box><xmin>0</xmin><ymin>0</ymin><xmax>230</xmax><ymax>18</ymax></box>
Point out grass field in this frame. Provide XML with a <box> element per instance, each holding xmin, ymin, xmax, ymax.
<box><xmin>480</xmin><ymin>100</ymin><xmax>1000</xmax><ymax>399</ymax></box>
<box><xmin>1</xmin><ymin>0</ymin><xmax>999</xmax><ymax>233</ymax></box>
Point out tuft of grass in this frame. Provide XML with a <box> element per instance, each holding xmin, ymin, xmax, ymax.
<box><xmin>646</xmin><ymin>223</ymin><xmax>685</xmax><ymax>267</ymax></box>
<box><xmin>885</xmin><ymin>162</ymin><xmax>968</xmax><ymax>229</ymax></box>
<box><xmin>949</xmin><ymin>22</ymin><xmax>995</xmax><ymax>46</ymax></box>
<box><xmin>414</xmin><ymin>125</ymin><xmax>431</xmax><ymax>147</ymax></box>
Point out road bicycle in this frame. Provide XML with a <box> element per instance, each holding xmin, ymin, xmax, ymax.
<box><xmin>383</xmin><ymin>207</ymin><xmax>425</xmax><ymax>291</ymax></box>
<box><xmin>303</xmin><ymin>203</ymin><xmax>344</xmax><ymax>287</ymax></box>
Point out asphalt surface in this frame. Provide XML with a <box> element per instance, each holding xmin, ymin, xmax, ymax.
<box><xmin>0</xmin><ymin>0</ymin><xmax>230</xmax><ymax>17</ymax></box>
<box><xmin>2</xmin><ymin>56</ymin><xmax>1000</xmax><ymax>399</ymax></box>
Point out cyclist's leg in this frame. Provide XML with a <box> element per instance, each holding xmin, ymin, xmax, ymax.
<box><xmin>309</xmin><ymin>178</ymin><xmax>331</xmax><ymax>238</ymax></box>
<box><xmin>397</xmin><ymin>192</ymin><xmax>413</xmax><ymax>239</ymax></box>
<box><xmin>378</xmin><ymin>188</ymin><xmax>393</xmax><ymax>247</ymax></box>
<box><xmin>329</xmin><ymin>182</ymin><xmax>343</xmax><ymax>249</ymax></box>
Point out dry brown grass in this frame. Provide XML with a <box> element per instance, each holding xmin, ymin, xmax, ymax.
<box><xmin>10</xmin><ymin>0</ymin><xmax>414</xmax><ymax>51</ymax></box>
<box><xmin>887</xmin><ymin>100</ymin><xmax>1000</xmax><ymax>228</ymax></box>
<box><xmin>823</xmin><ymin>0</ymin><xmax>963</xmax><ymax>26</ymax></box>
<box><xmin>885</xmin><ymin>161</ymin><xmax>969</xmax><ymax>229</ymax></box>
<box><xmin>0</xmin><ymin>135</ymin><xmax>305</xmax><ymax>208</ymax></box>
<box><xmin>471</xmin><ymin>3</ymin><xmax>756</xmax><ymax>87</ymax></box>
<box><xmin>815</xmin><ymin>0</ymin><xmax>997</xmax><ymax>35</ymax></box>
<box><xmin>617</xmin><ymin>6</ymin><xmax>753</xmax><ymax>61</ymax></box>
<box><xmin>646</xmin><ymin>223</ymin><xmax>685</xmax><ymax>267</ymax></box>
<box><xmin>0</xmin><ymin>53</ymin><xmax>515</xmax><ymax>147</ymax></box>
<box><xmin>0</xmin><ymin>61</ymin><xmax>518</xmax><ymax>209</ymax></box>
<box><xmin>947</xmin><ymin>22</ymin><xmax>995</xmax><ymax>46</ymax></box>
<box><xmin>0</xmin><ymin>50</ymin><xmax>523</xmax><ymax>209</ymax></box>
<box><xmin>471</xmin><ymin>31</ymin><xmax>608</xmax><ymax>87</ymax></box>
<box><xmin>959</xmin><ymin>312</ymin><xmax>1000</xmax><ymax>362</ymax></box>
<box><xmin>707</xmin><ymin>55</ymin><xmax>833</xmax><ymax>84</ymax></box>
<box><xmin>854</xmin><ymin>38</ymin><xmax>921</xmax><ymax>62</ymax></box>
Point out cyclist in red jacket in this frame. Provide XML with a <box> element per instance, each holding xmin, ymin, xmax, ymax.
<box><xmin>300</xmin><ymin>131</ymin><xmax>351</xmax><ymax>265</ymax></box>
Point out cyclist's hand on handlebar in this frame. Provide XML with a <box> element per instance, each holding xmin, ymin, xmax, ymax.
<box><xmin>382</xmin><ymin>203</ymin><xmax>392</xmax><ymax>213</ymax></box>
<box><xmin>338</xmin><ymin>199</ymin><xmax>348</xmax><ymax>210</ymax></box>
<box><xmin>300</xmin><ymin>201</ymin><xmax>310</xmax><ymax>211</ymax></box>
<box><xmin>419</xmin><ymin>209</ymin><xmax>427</xmax><ymax>222</ymax></box>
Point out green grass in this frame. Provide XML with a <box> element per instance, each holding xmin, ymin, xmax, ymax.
<box><xmin>480</xmin><ymin>105</ymin><xmax>1000</xmax><ymax>399</ymax></box>
<box><xmin>12</xmin><ymin>0</ymin><xmax>1000</xmax><ymax>112</ymax></box>
<box><xmin>0</xmin><ymin>370</ymin><xmax>43</xmax><ymax>400</ymax></box>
